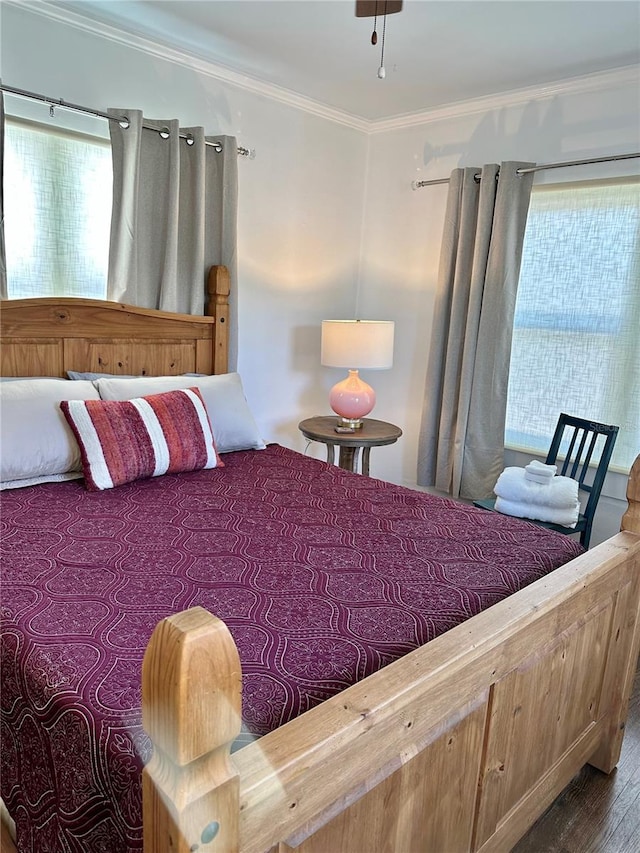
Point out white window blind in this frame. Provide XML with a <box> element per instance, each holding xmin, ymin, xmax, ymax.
<box><xmin>4</xmin><ymin>118</ymin><xmax>112</xmax><ymax>299</ymax></box>
<box><xmin>506</xmin><ymin>178</ymin><xmax>640</xmax><ymax>472</ymax></box>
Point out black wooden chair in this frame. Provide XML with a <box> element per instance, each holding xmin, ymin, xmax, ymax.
<box><xmin>474</xmin><ymin>413</ymin><xmax>619</xmax><ymax>549</ymax></box>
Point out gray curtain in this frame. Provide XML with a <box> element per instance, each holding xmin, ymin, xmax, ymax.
<box><xmin>417</xmin><ymin>161</ymin><xmax>535</xmax><ymax>499</ymax></box>
<box><xmin>0</xmin><ymin>90</ymin><xmax>7</xmax><ymax>300</ymax></box>
<box><xmin>107</xmin><ymin>110</ymin><xmax>238</xmax><ymax>367</ymax></box>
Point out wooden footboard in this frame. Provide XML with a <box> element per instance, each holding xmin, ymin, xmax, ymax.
<box><xmin>143</xmin><ymin>456</ymin><xmax>640</xmax><ymax>853</ymax></box>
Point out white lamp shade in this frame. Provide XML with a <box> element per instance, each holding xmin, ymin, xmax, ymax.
<box><xmin>321</xmin><ymin>320</ymin><xmax>394</xmax><ymax>370</ymax></box>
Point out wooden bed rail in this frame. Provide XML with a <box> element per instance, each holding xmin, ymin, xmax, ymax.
<box><xmin>142</xmin><ymin>454</ymin><xmax>640</xmax><ymax>853</ymax></box>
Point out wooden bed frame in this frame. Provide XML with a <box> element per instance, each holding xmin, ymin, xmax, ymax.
<box><xmin>1</xmin><ymin>271</ymin><xmax>639</xmax><ymax>853</ymax></box>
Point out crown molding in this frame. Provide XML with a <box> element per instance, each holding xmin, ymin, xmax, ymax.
<box><xmin>8</xmin><ymin>2</ymin><xmax>639</xmax><ymax>137</ymax></box>
<box><xmin>9</xmin><ymin>1</ymin><xmax>371</xmax><ymax>133</ymax></box>
<box><xmin>368</xmin><ymin>65</ymin><xmax>640</xmax><ymax>133</ymax></box>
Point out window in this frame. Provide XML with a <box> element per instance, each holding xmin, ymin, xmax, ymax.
<box><xmin>4</xmin><ymin>118</ymin><xmax>112</xmax><ymax>299</ymax></box>
<box><xmin>506</xmin><ymin>178</ymin><xmax>640</xmax><ymax>472</ymax></box>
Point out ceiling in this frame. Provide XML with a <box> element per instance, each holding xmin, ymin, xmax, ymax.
<box><xmin>48</xmin><ymin>1</ymin><xmax>640</xmax><ymax>121</ymax></box>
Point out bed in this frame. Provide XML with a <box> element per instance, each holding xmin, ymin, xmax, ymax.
<box><xmin>1</xmin><ymin>268</ymin><xmax>639</xmax><ymax>853</ymax></box>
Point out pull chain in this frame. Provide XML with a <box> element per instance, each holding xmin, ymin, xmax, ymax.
<box><xmin>371</xmin><ymin>0</ymin><xmax>378</xmax><ymax>44</ymax></box>
<box><xmin>378</xmin><ymin>1</ymin><xmax>388</xmax><ymax>79</ymax></box>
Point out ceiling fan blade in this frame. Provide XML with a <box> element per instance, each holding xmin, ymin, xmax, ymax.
<box><xmin>355</xmin><ymin>1</ymin><xmax>403</xmax><ymax>17</ymax></box>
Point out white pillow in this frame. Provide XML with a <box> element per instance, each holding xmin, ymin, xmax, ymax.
<box><xmin>95</xmin><ymin>373</ymin><xmax>266</xmax><ymax>454</ymax></box>
<box><xmin>0</xmin><ymin>379</ymin><xmax>100</xmax><ymax>488</ymax></box>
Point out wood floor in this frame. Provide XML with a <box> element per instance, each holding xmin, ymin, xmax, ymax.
<box><xmin>2</xmin><ymin>661</ymin><xmax>639</xmax><ymax>853</ymax></box>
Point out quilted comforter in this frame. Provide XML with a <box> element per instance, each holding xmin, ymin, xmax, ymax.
<box><xmin>1</xmin><ymin>444</ymin><xmax>583</xmax><ymax>851</ymax></box>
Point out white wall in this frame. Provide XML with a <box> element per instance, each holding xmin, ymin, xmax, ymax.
<box><xmin>0</xmin><ymin>2</ymin><xmax>368</xmax><ymax>455</ymax></box>
<box><xmin>2</xmin><ymin>5</ymin><xmax>637</xmax><ymax>544</ymax></box>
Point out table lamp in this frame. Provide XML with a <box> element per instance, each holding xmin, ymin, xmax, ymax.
<box><xmin>321</xmin><ymin>319</ymin><xmax>394</xmax><ymax>428</ymax></box>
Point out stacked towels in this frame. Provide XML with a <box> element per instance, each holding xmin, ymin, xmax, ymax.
<box><xmin>493</xmin><ymin>463</ymin><xmax>580</xmax><ymax>528</ymax></box>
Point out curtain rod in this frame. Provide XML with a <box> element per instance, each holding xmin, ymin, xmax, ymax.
<box><xmin>411</xmin><ymin>152</ymin><xmax>640</xmax><ymax>189</ymax></box>
<box><xmin>0</xmin><ymin>83</ymin><xmax>255</xmax><ymax>159</ymax></box>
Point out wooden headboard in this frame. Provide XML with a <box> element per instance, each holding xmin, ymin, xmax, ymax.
<box><xmin>0</xmin><ymin>266</ymin><xmax>230</xmax><ymax>378</ymax></box>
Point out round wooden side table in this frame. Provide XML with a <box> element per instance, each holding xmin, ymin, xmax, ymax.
<box><xmin>298</xmin><ymin>416</ymin><xmax>402</xmax><ymax>476</ymax></box>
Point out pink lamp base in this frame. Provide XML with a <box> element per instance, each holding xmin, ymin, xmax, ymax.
<box><xmin>329</xmin><ymin>369</ymin><xmax>375</xmax><ymax>428</ymax></box>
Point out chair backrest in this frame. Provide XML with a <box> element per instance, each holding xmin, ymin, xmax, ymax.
<box><xmin>545</xmin><ymin>413</ymin><xmax>619</xmax><ymax>523</ymax></box>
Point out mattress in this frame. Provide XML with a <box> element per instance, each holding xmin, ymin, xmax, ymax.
<box><xmin>0</xmin><ymin>444</ymin><xmax>583</xmax><ymax>851</ymax></box>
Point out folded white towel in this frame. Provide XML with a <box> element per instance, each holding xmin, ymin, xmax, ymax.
<box><xmin>525</xmin><ymin>470</ymin><xmax>555</xmax><ymax>484</ymax></box>
<box><xmin>525</xmin><ymin>460</ymin><xmax>557</xmax><ymax>478</ymax></box>
<box><xmin>494</xmin><ymin>467</ymin><xmax>579</xmax><ymax>508</ymax></box>
<box><xmin>495</xmin><ymin>497</ymin><xmax>579</xmax><ymax>528</ymax></box>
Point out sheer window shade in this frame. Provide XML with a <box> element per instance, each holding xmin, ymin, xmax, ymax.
<box><xmin>506</xmin><ymin>179</ymin><xmax>640</xmax><ymax>472</ymax></box>
<box><xmin>4</xmin><ymin>119</ymin><xmax>112</xmax><ymax>299</ymax></box>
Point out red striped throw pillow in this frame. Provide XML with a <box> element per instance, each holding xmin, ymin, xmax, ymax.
<box><xmin>61</xmin><ymin>387</ymin><xmax>222</xmax><ymax>491</ymax></box>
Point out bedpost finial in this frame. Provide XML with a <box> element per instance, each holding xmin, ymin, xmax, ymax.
<box><xmin>142</xmin><ymin>606</ymin><xmax>241</xmax><ymax>761</ymax></box>
<box><xmin>621</xmin><ymin>454</ymin><xmax>640</xmax><ymax>534</ymax></box>
<box><xmin>142</xmin><ymin>607</ymin><xmax>241</xmax><ymax>852</ymax></box>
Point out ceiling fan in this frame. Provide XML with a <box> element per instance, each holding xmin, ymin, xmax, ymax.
<box><xmin>355</xmin><ymin>1</ymin><xmax>403</xmax><ymax>16</ymax></box>
<box><xmin>355</xmin><ymin>1</ymin><xmax>404</xmax><ymax>79</ymax></box>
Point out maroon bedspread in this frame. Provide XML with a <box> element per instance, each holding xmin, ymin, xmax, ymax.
<box><xmin>1</xmin><ymin>444</ymin><xmax>583</xmax><ymax>851</ymax></box>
